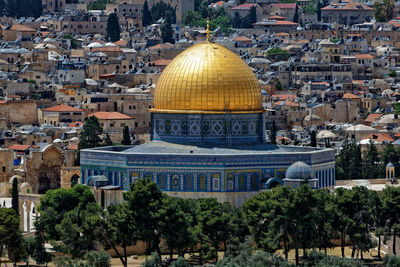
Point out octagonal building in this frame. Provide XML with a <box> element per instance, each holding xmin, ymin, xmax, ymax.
<box><xmin>80</xmin><ymin>41</ymin><xmax>335</xmax><ymax>206</ymax></box>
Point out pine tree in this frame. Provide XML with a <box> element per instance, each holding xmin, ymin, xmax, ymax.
<box><xmin>161</xmin><ymin>20</ymin><xmax>174</xmax><ymax>44</ymax></box>
<box><xmin>11</xmin><ymin>177</ymin><xmax>19</xmax><ymax>215</ymax></box>
<box><xmin>142</xmin><ymin>0</ymin><xmax>152</xmax><ymax>27</ymax></box>
<box><xmin>363</xmin><ymin>139</ymin><xmax>380</xmax><ymax>179</ymax></box>
<box><xmin>78</xmin><ymin>116</ymin><xmax>103</xmax><ymax>149</ymax></box>
<box><xmin>121</xmin><ymin>126</ymin><xmax>131</xmax><ymax>145</ymax></box>
<box><xmin>106</xmin><ymin>12</ymin><xmax>120</xmax><ymax>42</ymax></box>
<box><xmin>293</xmin><ymin>4</ymin><xmax>299</xmax><ymax>23</ymax></box>
<box><xmin>247</xmin><ymin>6</ymin><xmax>257</xmax><ymax>26</ymax></box>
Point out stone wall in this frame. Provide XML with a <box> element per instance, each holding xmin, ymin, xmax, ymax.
<box><xmin>0</xmin><ymin>100</ymin><xmax>38</xmax><ymax>125</ymax></box>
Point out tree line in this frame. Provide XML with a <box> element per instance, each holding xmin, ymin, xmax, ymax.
<box><xmin>336</xmin><ymin>137</ymin><xmax>400</xmax><ymax>180</ymax></box>
<box><xmin>0</xmin><ymin>0</ymin><xmax>42</xmax><ymax>18</ymax></box>
<box><xmin>4</xmin><ymin>178</ymin><xmax>400</xmax><ymax>266</ymax></box>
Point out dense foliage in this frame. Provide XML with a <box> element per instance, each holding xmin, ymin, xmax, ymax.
<box><xmin>266</xmin><ymin>48</ymin><xmax>290</xmax><ymax>61</ymax></box>
<box><xmin>23</xmin><ymin>177</ymin><xmax>400</xmax><ymax>266</ymax></box>
<box><xmin>1</xmin><ymin>0</ymin><xmax>42</xmax><ymax>18</ymax></box>
<box><xmin>336</xmin><ymin>137</ymin><xmax>400</xmax><ymax>179</ymax></box>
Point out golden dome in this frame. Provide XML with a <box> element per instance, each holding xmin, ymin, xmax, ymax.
<box><xmin>153</xmin><ymin>42</ymin><xmax>262</xmax><ymax>113</ymax></box>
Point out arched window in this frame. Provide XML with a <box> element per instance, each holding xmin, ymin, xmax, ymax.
<box><xmin>198</xmin><ymin>175</ymin><xmax>207</xmax><ymax>191</ymax></box>
<box><xmin>157</xmin><ymin>174</ymin><xmax>167</xmax><ymax>190</ymax></box>
<box><xmin>239</xmin><ymin>174</ymin><xmax>247</xmax><ymax>191</ymax></box>
<box><xmin>212</xmin><ymin>174</ymin><xmax>220</xmax><ymax>191</ymax></box>
<box><xmin>131</xmin><ymin>172</ymin><xmax>139</xmax><ymax>186</ymax></box>
<box><xmin>227</xmin><ymin>174</ymin><xmax>234</xmax><ymax>191</ymax></box>
<box><xmin>250</xmin><ymin>174</ymin><xmax>258</xmax><ymax>190</ymax></box>
<box><xmin>184</xmin><ymin>174</ymin><xmax>193</xmax><ymax>191</ymax></box>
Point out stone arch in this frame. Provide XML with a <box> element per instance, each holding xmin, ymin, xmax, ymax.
<box><xmin>60</xmin><ymin>166</ymin><xmax>81</xmax><ymax>188</ymax></box>
<box><xmin>71</xmin><ymin>174</ymin><xmax>79</xmax><ymax>187</ymax></box>
<box><xmin>37</xmin><ymin>145</ymin><xmax>64</xmax><ymax>193</ymax></box>
<box><xmin>265</xmin><ymin>178</ymin><xmax>282</xmax><ymax>189</ymax></box>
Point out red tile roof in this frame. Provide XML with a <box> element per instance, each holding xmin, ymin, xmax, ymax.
<box><xmin>234</xmin><ymin>35</ymin><xmax>252</xmax><ymax>42</ymax></box>
<box><xmin>67</xmin><ymin>144</ymin><xmax>78</xmax><ymax>150</ymax></box>
<box><xmin>231</xmin><ymin>3</ymin><xmax>257</xmax><ymax>10</ymax></box>
<box><xmin>321</xmin><ymin>0</ymin><xmax>373</xmax><ymax>10</ymax></box>
<box><xmin>275</xmin><ymin>32</ymin><xmax>290</xmax><ymax>36</ymax></box>
<box><xmin>364</xmin><ymin>114</ymin><xmax>382</xmax><ymax>123</ymax></box>
<box><xmin>10</xmin><ymin>24</ymin><xmax>35</xmax><ymax>32</ymax></box>
<box><xmin>68</xmin><ymin>121</ymin><xmax>84</xmax><ymax>127</ymax></box>
<box><xmin>362</xmin><ymin>133</ymin><xmax>394</xmax><ymax>143</ymax></box>
<box><xmin>355</xmin><ymin>54</ymin><xmax>374</xmax><ymax>59</ymax></box>
<box><xmin>268</xmin><ymin>15</ymin><xmax>285</xmax><ymax>20</ymax></box>
<box><xmin>210</xmin><ymin>1</ymin><xmax>226</xmax><ymax>8</ymax></box>
<box><xmin>149</xmin><ymin>43</ymin><xmax>174</xmax><ymax>50</ymax></box>
<box><xmin>254</xmin><ymin>20</ymin><xmax>298</xmax><ymax>26</ymax></box>
<box><xmin>274</xmin><ymin>3</ymin><xmax>297</xmax><ymax>9</ymax></box>
<box><xmin>8</xmin><ymin>144</ymin><xmax>31</xmax><ymax>151</ymax></box>
<box><xmin>114</xmin><ymin>39</ymin><xmax>128</xmax><ymax>47</ymax></box>
<box><xmin>90</xmin><ymin>112</ymin><xmax>132</xmax><ymax>120</ymax></box>
<box><xmin>343</xmin><ymin>93</ymin><xmax>360</xmax><ymax>99</ymax></box>
<box><xmin>150</xmin><ymin>59</ymin><xmax>172</xmax><ymax>66</ymax></box>
<box><xmin>43</xmin><ymin>104</ymin><xmax>84</xmax><ymax>112</ymax></box>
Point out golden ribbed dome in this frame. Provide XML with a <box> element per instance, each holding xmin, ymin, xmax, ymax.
<box><xmin>152</xmin><ymin>42</ymin><xmax>262</xmax><ymax>113</ymax></box>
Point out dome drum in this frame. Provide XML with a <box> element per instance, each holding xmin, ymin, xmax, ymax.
<box><xmin>151</xmin><ymin>112</ymin><xmax>265</xmax><ymax>144</ymax></box>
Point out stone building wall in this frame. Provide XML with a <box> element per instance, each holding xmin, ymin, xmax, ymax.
<box><xmin>0</xmin><ymin>101</ymin><xmax>38</xmax><ymax>125</ymax></box>
<box><xmin>0</xmin><ymin>149</ymin><xmax>14</xmax><ymax>183</ymax></box>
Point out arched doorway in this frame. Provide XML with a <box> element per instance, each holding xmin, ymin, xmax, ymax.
<box><xmin>38</xmin><ymin>171</ymin><xmax>51</xmax><ymax>194</ymax></box>
<box><xmin>71</xmin><ymin>174</ymin><xmax>80</xmax><ymax>187</ymax></box>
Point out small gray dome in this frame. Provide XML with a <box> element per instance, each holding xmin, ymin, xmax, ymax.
<box><xmin>387</xmin><ymin>162</ymin><xmax>394</xmax><ymax>168</ymax></box>
<box><xmin>286</xmin><ymin>161</ymin><xmax>314</xmax><ymax>180</ymax></box>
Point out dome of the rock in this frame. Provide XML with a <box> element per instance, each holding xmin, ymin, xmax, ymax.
<box><xmin>153</xmin><ymin>41</ymin><xmax>262</xmax><ymax>113</ymax></box>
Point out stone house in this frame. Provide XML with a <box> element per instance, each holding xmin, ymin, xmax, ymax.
<box><xmin>321</xmin><ymin>0</ymin><xmax>374</xmax><ymax>25</ymax></box>
<box><xmin>40</xmin><ymin>104</ymin><xmax>85</xmax><ymax>125</ymax></box>
<box><xmin>89</xmin><ymin>111</ymin><xmax>135</xmax><ymax>142</ymax></box>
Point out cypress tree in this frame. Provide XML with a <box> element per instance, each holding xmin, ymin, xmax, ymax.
<box><xmin>11</xmin><ymin>177</ymin><xmax>19</xmax><ymax>215</ymax></box>
<box><xmin>310</xmin><ymin>130</ymin><xmax>317</xmax><ymax>147</ymax></box>
<box><xmin>142</xmin><ymin>0</ymin><xmax>152</xmax><ymax>27</ymax></box>
<box><xmin>293</xmin><ymin>4</ymin><xmax>299</xmax><ymax>23</ymax></box>
<box><xmin>106</xmin><ymin>12</ymin><xmax>120</xmax><ymax>42</ymax></box>
<box><xmin>6</xmin><ymin>0</ymin><xmax>16</xmax><ymax>17</ymax></box>
<box><xmin>161</xmin><ymin>19</ymin><xmax>174</xmax><ymax>44</ymax></box>
<box><xmin>122</xmin><ymin>126</ymin><xmax>131</xmax><ymax>145</ymax></box>
<box><xmin>31</xmin><ymin>0</ymin><xmax>43</xmax><ymax>18</ymax></box>
<box><xmin>233</xmin><ymin>12</ymin><xmax>242</xmax><ymax>28</ymax></box>
<box><xmin>0</xmin><ymin>0</ymin><xmax>5</xmax><ymax>16</ymax></box>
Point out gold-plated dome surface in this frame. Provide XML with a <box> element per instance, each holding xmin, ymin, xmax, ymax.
<box><xmin>153</xmin><ymin>42</ymin><xmax>262</xmax><ymax>113</ymax></box>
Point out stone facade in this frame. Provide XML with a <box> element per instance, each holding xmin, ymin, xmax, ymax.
<box><xmin>0</xmin><ymin>100</ymin><xmax>38</xmax><ymax>125</ymax></box>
